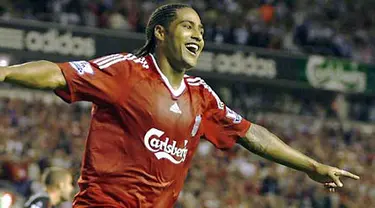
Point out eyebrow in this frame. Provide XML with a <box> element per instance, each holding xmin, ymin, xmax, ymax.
<box><xmin>180</xmin><ymin>20</ymin><xmax>204</xmax><ymax>30</ymax></box>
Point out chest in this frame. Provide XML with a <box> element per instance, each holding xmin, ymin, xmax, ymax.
<box><xmin>116</xmin><ymin>79</ymin><xmax>204</xmax><ymax>165</ymax></box>
<box><xmin>120</xmin><ymin>78</ymin><xmax>203</xmax><ymax>139</ymax></box>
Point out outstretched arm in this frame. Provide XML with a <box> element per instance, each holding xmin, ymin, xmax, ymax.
<box><xmin>0</xmin><ymin>61</ymin><xmax>66</xmax><ymax>89</ymax></box>
<box><xmin>238</xmin><ymin>123</ymin><xmax>359</xmax><ymax>190</ymax></box>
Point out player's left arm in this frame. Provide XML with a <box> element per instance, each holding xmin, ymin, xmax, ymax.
<box><xmin>237</xmin><ymin>123</ymin><xmax>360</xmax><ymax>190</ymax></box>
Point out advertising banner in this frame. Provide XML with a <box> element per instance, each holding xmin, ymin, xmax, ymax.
<box><xmin>1</xmin><ymin>19</ymin><xmax>374</xmax><ymax>94</ymax></box>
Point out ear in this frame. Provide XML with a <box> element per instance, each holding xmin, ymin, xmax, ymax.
<box><xmin>154</xmin><ymin>25</ymin><xmax>166</xmax><ymax>41</ymax></box>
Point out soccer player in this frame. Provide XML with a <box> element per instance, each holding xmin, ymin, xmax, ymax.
<box><xmin>0</xmin><ymin>3</ymin><xmax>359</xmax><ymax>208</ymax></box>
<box><xmin>24</xmin><ymin>167</ymin><xmax>73</xmax><ymax>208</ymax></box>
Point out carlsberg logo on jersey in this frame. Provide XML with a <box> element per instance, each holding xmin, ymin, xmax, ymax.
<box><xmin>144</xmin><ymin>128</ymin><xmax>188</xmax><ymax>164</ymax></box>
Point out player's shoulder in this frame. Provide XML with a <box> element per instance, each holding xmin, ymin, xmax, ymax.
<box><xmin>185</xmin><ymin>75</ymin><xmax>224</xmax><ymax>108</ymax></box>
<box><xmin>184</xmin><ymin>75</ymin><xmax>209</xmax><ymax>89</ymax></box>
<box><xmin>90</xmin><ymin>52</ymin><xmax>150</xmax><ymax>71</ymax></box>
<box><xmin>24</xmin><ymin>192</ymin><xmax>50</xmax><ymax>208</ymax></box>
<box><xmin>184</xmin><ymin>75</ymin><xmax>217</xmax><ymax>95</ymax></box>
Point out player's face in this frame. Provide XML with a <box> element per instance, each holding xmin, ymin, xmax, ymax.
<box><xmin>60</xmin><ymin>175</ymin><xmax>74</xmax><ymax>201</ymax></box>
<box><xmin>164</xmin><ymin>8</ymin><xmax>204</xmax><ymax>70</ymax></box>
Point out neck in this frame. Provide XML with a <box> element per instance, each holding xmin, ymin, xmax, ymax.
<box><xmin>47</xmin><ymin>190</ymin><xmax>60</xmax><ymax>206</ymax></box>
<box><xmin>154</xmin><ymin>51</ymin><xmax>185</xmax><ymax>90</ymax></box>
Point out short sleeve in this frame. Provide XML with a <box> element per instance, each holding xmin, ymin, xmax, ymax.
<box><xmin>201</xmin><ymin>85</ymin><xmax>251</xmax><ymax>150</ymax></box>
<box><xmin>54</xmin><ymin>53</ymin><xmax>132</xmax><ymax>104</ymax></box>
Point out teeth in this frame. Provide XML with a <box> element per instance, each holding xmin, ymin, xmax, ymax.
<box><xmin>186</xmin><ymin>44</ymin><xmax>199</xmax><ymax>52</ymax></box>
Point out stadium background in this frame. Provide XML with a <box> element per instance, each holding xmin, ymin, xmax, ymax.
<box><xmin>0</xmin><ymin>0</ymin><xmax>374</xmax><ymax>207</ymax></box>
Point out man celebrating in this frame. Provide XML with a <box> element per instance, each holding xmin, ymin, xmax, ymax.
<box><xmin>24</xmin><ymin>167</ymin><xmax>73</xmax><ymax>208</ymax></box>
<box><xmin>1</xmin><ymin>3</ymin><xmax>359</xmax><ymax>208</ymax></box>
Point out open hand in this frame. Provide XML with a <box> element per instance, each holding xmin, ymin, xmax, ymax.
<box><xmin>307</xmin><ymin>163</ymin><xmax>360</xmax><ymax>192</ymax></box>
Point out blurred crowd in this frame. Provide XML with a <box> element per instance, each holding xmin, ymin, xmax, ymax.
<box><xmin>178</xmin><ymin>115</ymin><xmax>375</xmax><ymax>208</ymax></box>
<box><xmin>0</xmin><ymin>0</ymin><xmax>375</xmax><ymax>64</ymax></box>
<box><xmin>0</xmin><ymin>85</ymin><xmax>374</xmax><ymax>207</ymax></box>
<box><xmin>210</xmin><ymin>81</ymin><xmax>375</xmax><ymax>124</ymax></box>
<box><xmin>0</xmin><ymin>95</ymin><xmax>86</xmax><ymax>206</ymax></box>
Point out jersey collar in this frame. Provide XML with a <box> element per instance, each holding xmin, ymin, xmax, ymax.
<box><xmin>148</xmin><ymin>53</ymin><xmax>186</xmax><ymax>98</ymax></box>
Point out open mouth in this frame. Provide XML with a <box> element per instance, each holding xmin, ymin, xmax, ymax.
<box><xmin>185</xmin><ymin>43</ymin><xmax>199</xmax><ymax>56</ymax></box>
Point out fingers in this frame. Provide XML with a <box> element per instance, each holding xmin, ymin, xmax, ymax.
<box><xmin>328</xmin><ymin>187</ymin><xmax>335</xmax><ymax>193</ymax></box>
<box><xmin>324</xmin><ymin>182</ymin><xmax>336</xmax><ymax>193</ymax></box>
<box><xmin>329</xmin><ymin>172</ymin><xmax>343</xmax><ymax>187</ymax></box>
<box><xmin>324</xmin><ymin>182</ymin><xmax>337</xmax><ymax>187</ymax></box>
<box><xmin>323</xmin><ymin>169</ymin><xmax>360</xmax><ymax>192</ymax></box>
<box><xmin>336</xmin><ymin>170</ymin><xmax>360</xmax><ymax>180</ymax></box>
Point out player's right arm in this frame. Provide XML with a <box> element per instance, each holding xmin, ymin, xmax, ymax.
<box><xmin>0</xmin><ymin>60</ymin><xmax>66</xmax><ymax>89</ymax></box>
<box><xmin>0</xmin><ymin>53</ymin><xmax>139</xmax><ymax>105</ymax></box>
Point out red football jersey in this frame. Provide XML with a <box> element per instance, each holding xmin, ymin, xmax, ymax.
<box><xmin>54</xmin><ymin>53</ymin><xmax>251</xmax><ymax>208</ymax></box>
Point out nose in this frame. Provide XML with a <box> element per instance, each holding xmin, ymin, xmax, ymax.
<box><xmin>191</xmin><ymin>29</ymin><xmax>203</xmax><ymax>42</ymax></box>
<box><xmin>191</xmin><ymin>35</ymin><xmax>202</xmax><ymax>42</ymax></box>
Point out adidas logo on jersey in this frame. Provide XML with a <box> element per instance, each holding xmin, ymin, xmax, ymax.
<box><xmin>169</xmin><ymin>102</ymin><xmax>182</xmax><ymax>114</ymax></box>
<box><xmin>144</xmin><ymin>128</ymin><xmax>188</xmax><ymax>164</ymax></box>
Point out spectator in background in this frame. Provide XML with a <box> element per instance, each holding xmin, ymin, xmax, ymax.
<box><xmin>24</xmin><ymin>167</ymin><xmax>73</xmax><ymax>208</ymax></box>
<box><xmin>282</xmin><ymin>17</ymin><xmax>302</xmax><ymax>53</ymax></box>
<box><xmin>212</xmin><ymin>16</ymin><xmax>232</xmax><ymax>44</ymax></box>
<box><xmin>58</xmin><ymin>0</ymin><xmax>83</xmax><ymax>25</ymax></box>
<box><xmin>232</xmin><ymin>21</ymin><xmax>249</xmax><ymax>45</ymax></box>
<box><xmin>260</xmin><ymin>166</ymin><xmax>280</xmax><ymax>196</ymax></box>
<box><xmin>200</xmin><ymin>8</ymin><xmax>218</xmax><ymax>42</ymax></box>
<box><xmin>352</xmin><ymin>30</ymin><xmax>374</xmax><ymax>64</ymax></box>
<box><xmin>96</xmin><ymin>0</ymin><xmax>113</xmax><ymax>28</ymax></box>
<box><xmin>107</xmin><ymin>4</ymin><xmax>132</xmax><ymax>30</ymax></box>
<box><xmin>27</xmin><ymin>0</ymin><xmax>53</xmax><ymax>21</ymax></box>
<box><xmin>2</xmin><ymin>159</ymin><xmax>31</xmax><ymax>197</ymax></box>
<box><xmin>248</xmin><ymin>20</ymin><xmax>270</xmax><ymax>48</ymax></box>
<box><xmin>331</xmin><ymin>31</ymin><xmax>353</xmax><ymax>58</ymax></box>
<box><xmin>0</xmin><ymin>0</ymin><xmax>12</xmax><ymax>19</ymax></box>
<box><xmin>259</xmin><ymin>0</ymin><xmax>275</xmax><ymax>24</ymax></box>
<box><xmin>268</xmin><ymin>19</ymin><xmax>285</xmax><ymax>50</ymax></box>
